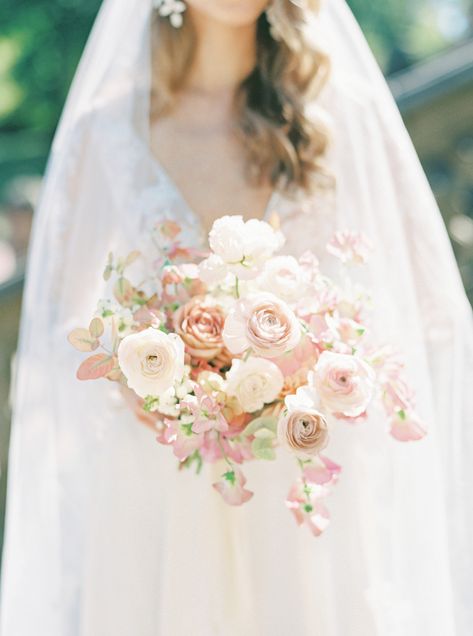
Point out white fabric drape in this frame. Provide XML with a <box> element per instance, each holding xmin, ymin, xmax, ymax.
<box><xmin>1</xmin><ymin>1</ymin><xmax>472</xmax><ymax>634</ymax></box>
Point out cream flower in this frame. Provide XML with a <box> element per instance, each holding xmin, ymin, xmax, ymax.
<box><xmin>223</xmin><ymin>293</ymin><xmax>301</xmax><ymax>358</ymax></box>
<box><xmin>257</xmin><ymin>255</ymin><xmax>310</xmax><ymax>304</ymax></box>
<box><xmin>313</xmin><ymin>351</ymin><xmax>375</xmax><ymax>417</ymax></box>
<box><xmin>117</xmin><ymin>327</ymin><xmax>185</xmax><ymax>398</ymax></box>
<box><xmin>226</xmin><ymin>357</ymin><xmax>284</xmax><ymax>413</ymax></box>
<box><xmin>207</xmin><ymin>215</ymin><xmax>284</xmax><ymax>280</ymax></box>
<box><xmin>198</xmin><ymin>253</ymin><xmax>229</xmax><ymax>285</ymax></box>
<box><xmin>278</xmin><ymin>386</ymin><xmax>329</xmax><ymax>458</ymax></box>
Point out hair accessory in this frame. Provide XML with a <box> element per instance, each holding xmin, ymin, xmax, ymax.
<box><xmin>153</xmin><ymin>0</ymin><xmax>186</xmax><ymax>28</ymax></box>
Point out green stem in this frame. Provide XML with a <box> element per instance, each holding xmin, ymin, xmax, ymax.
<box><xmin>297</xmin><ymin>457</ymin><xmax>312</xmax><ymax>504</ymax></box>
<box><xmin>235</xmin><ymin>275</ymin><xmax>240</xmax><ymax>299</ymax></box>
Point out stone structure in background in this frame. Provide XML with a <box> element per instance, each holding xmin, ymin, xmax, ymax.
<box><xmin>389</xmin><ymin>38</ymin><xmax>473</xmax><ymax>302</ymax></box>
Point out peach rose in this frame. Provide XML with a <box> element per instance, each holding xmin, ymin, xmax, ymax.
<box><xmin>223</xmin><ymin>293</ymin><xmax>301</xmax><ymax>358</ymax></box>
<box><xmin>174</xmin><ymin>296</ymin><xmax>227</xmax><ymax>361</ymax></box>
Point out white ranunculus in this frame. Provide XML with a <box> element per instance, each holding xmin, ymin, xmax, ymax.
<box><xmin>207</xmin><ymin>215</ymin><xmax>284</xmax><ymax>280</ymax></box>
<box><xmin>209</xmin><ymin>215</ymin><xmax>248</xmax><ymax>263</ymax></box>
<box><xmin>226</xmin><ymin>357</ymin><xmax>284</xmax><ymax>413</ymax></box>
<box><xmin>117</xmin><ymin>327</ymin><xmax>185</xmax><ymax>398</ymax></box>
<box><xmin>198</xmin><ymin>253</ymin><xmax>228</xmax><ymax>285</ymax></box>
<box><xmin>257</xmin><ymin>255</ymin><xmax>310</xmax><ymax>303</ymax></box>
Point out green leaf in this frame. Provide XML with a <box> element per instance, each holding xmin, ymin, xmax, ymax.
<box><xmin>253</xmin><ymin>428</ymin><xmax>275</xmax><ymax>440</ymax></box>
<box><xmin>244</xmin><ymin>416</ymin><xmax>278</xmax><ymax>437</ymax></box>
<box><xmin>251</xmin><ymin>436</ymin><xmax>276</xmax><ymax>461</ymax></box>
<box><xmin>143</xmin><ymin>395</ymin><xmax>159</xmax><ymax>413</ymax></box>
<box><xmin>103</xmin><ymin>265</ymin><xmax>113</xmax><ymax>281</ymax></box>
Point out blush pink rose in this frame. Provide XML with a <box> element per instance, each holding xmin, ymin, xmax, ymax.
<box><xmin>223</xmin><ymin>293</ymin><xmax>301</xmax><ymax>358</ymax></box>
<box><xmin>313</xmin><ymin>351</ymin><xmax>375</xmax><ymax>417</ymax></box>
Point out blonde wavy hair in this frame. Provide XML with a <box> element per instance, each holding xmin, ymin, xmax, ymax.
<box><xmin>151</xmin><ymin>0</ymin><xmax>332</xmax><ymax>196</ymax></box>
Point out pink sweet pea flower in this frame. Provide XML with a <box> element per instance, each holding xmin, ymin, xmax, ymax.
<box><xmin>213</xmin><ymin>468</ymin><xmax>254</xmax><ymax>506</ymax></box>
<box><xmin>332</xmin><ymin>409</ymin><xmax>369</xmax><ymax>425</ymax></box>
<box><xmin>390</xmin><ymin>410</ymin><xmax>426</xmax><ymax>442</ymax></box>
<box><xmin>199</xmin><ymin>432</ymin><xmax>222</xmax><ymax>463</ymax></box>
<box><xmin>163</xmin><ymin>417</ymin><xmax>204</xmax><ymax>461</ymax></box>
<box><xmin>303</xmin><ymin>455</ymin><xmax>342</xmax><ymax>486</ymax></box>
<box><xmin>182</xmin><ymin>385</ymin><xmax>228</xmax><ymax>434</ymax></box>
<box><xmin>286</xmin><ymin>480</ymin><xmax>331</xmax><ymax>537</ymax></box>
<box><xmin>327</xmin><ymin>230</ymin><xmax>374</xmax><ymax>264</ymax></box>
<box><xmin>382</xmin><ymin>377</ymin><xmax>416</xmax><ymax>415</ymax></box>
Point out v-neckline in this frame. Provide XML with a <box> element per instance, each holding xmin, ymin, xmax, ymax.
<box><xmin>152</xmin><ymin>157</ymin><xmax>280</xmax><ymax>232</ymax></box>
<box><xmin>140</xmin><ymin>122</ymin><xmax>281</xmax><ymax>236</ymax></box>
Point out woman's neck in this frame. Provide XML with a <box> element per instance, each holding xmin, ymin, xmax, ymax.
<box><xmin>185</xmin><ymin>10</ymin><xmax>257</xmax><ymax>94</ymax></box>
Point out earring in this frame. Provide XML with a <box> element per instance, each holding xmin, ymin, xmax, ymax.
<box><xmin>153</xmin><ymin>0</ymin><xmax>187</xmax><ymax>28</ymax></box>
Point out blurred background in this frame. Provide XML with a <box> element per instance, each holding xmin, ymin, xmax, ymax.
<box><xmin>0</xmin><ymin>0</ymin><xmax>472</xmax><ymax>563</ymax></box>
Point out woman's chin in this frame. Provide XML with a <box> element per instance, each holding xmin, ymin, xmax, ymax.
<box><xmin>187</xmin><ymin>0</ymin><xmax>268</xmax><ymax>28</ymax></box>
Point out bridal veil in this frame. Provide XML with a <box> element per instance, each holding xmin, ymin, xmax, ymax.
<box><xmin>1</xmin><ymin>0</ymin><xmax>472</xmax><ymax>634</ymax></box>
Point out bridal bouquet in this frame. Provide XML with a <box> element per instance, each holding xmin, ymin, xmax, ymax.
<box><xmin>68</xmin><ymin>215</ymin><xmax>426</xmax><ymax>536</ymax></box>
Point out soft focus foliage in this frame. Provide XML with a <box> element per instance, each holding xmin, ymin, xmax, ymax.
<box><xmin>0</xmin><ymin>0</ymin><xmax>99</xmax><ymax>136</ymax></box>
<box><xmin>348</xmin><ymin>0</ymin><xmax>472</xmax><ymax>73</ymax></box>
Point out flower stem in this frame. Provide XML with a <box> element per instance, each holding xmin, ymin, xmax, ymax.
<box><xmin>217</xmin><ymin>433</ymin><xmax>234</xmax><ymax>469</ymax></box>
<box><xmin>235</xmin><ymin>275</ymin><xmax>240</xmax><ymax>299</ymax></box>
<box><xmin>297</xmin><ymin>457</ymin><xmax>313</xmax><ymax>504</ymax></box>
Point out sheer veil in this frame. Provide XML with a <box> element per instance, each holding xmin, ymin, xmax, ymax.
<box><xmin>1</xmin><ymin>0</ymin><xmax>472</xmax><ymax>634</ymax></box>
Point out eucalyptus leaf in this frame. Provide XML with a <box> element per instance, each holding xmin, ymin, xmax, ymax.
<box><xmin>251</xmin><ymin>436</ymin><xmax>276</xmax><ymax>461</ymax></box>
<box><xmin>114</xmin><ymin>277</ymin><xmax>135</xmax><ymax>306</ymax></box>
<box><xmin>67</xmin><ymin>328</ymin><xmax>99</xmax><ymax>352</ymax></box>
<box><xmin>253</xmin><ymin>428</ymin><xmax>275</xmax><ymax>440</ymax></box>
<box><xmin>76</xmin><ymin>354</ymin><xmax>115</xmax><ymax>381</ymax></box>
<box><xmin>244</xmin><ymin>416</ymin><xmax>278</xmax><ymax>437</ymax></box>
<box><xmin>89</xmin><ymin>316</ymin><xmax>104</xmax><ymax>338</ymax></box>
<box><xmin>125</xmin><ymin>250</ymin><xmax>141</xmax><ymax>267</ymax></box>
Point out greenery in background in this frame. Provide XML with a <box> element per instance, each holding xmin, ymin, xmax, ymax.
<box><xmin>349</xmin><ymin>0</ymin><xmax>472</xmax><ymax>73</ymax></box>
<box><xmin>0</xmin><ymin>0</ymin><xmax>100</xmax><ymax>188</ymax></box>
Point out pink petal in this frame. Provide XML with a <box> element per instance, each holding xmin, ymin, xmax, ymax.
<box><xmin>390</xmin><ymin>412</ymin><xmax>426</xmax><ymax>442</ymax></box>
<box><xmin>304</xmin><ymin>456</ymin><xmax>341</xmax><ymax>485</ymax></box>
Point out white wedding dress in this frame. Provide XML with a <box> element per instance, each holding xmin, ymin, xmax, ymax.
<box><xmin>1</xmin><ymin>1</ymin><xmax>473</xmax><ymax>635</ymax></box>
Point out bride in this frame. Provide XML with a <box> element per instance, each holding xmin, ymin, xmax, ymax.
<box><xmin>1</xmin><ymin>0</ymin><xmax>473</xmax><ymax>634</ymax></box>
